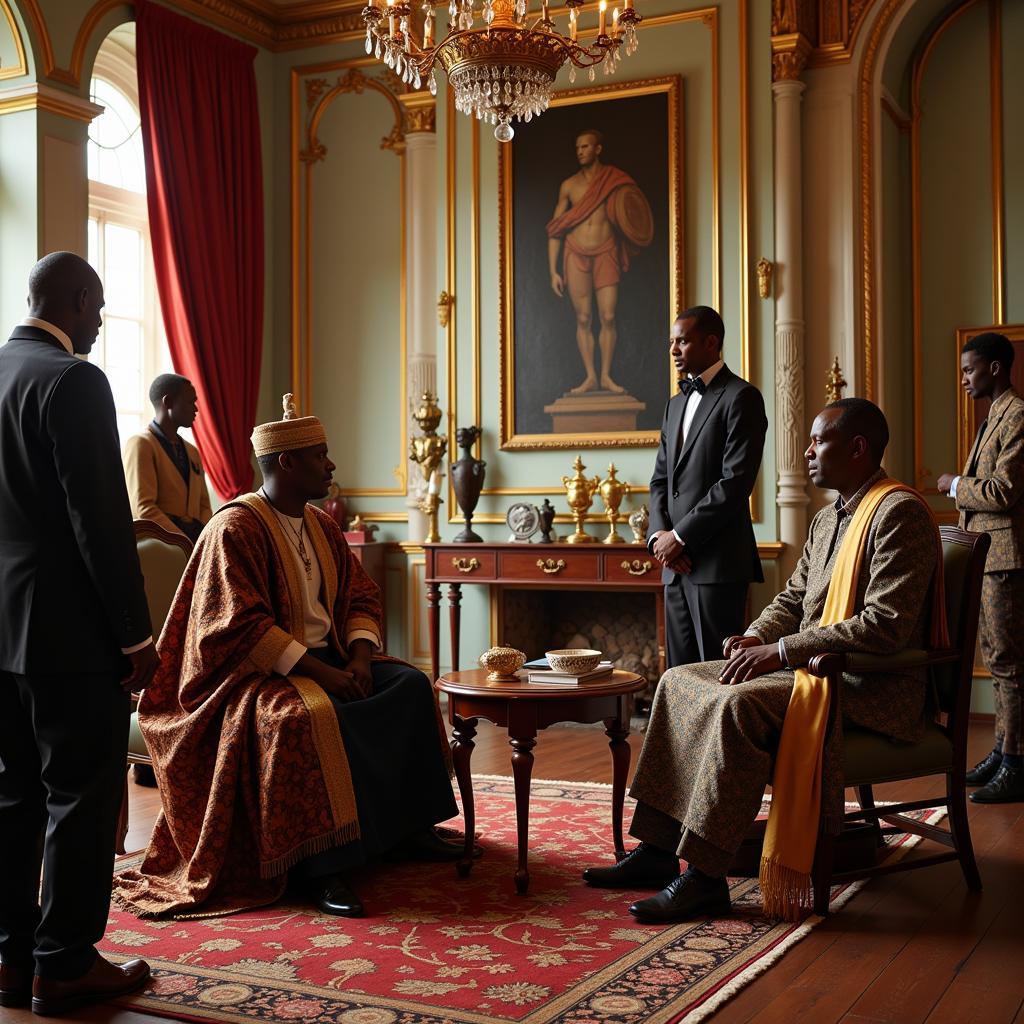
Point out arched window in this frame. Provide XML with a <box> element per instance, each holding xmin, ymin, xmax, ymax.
<box><xmin>86</xmin><ymin>24</ymin><xmax>179</xmax><ymax>447</ymax></box>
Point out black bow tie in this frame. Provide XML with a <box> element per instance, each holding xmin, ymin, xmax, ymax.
<box><xmin>678</xmin><ymin>377</ymin><xmax>706</xmax><ymax>397</ymax></box>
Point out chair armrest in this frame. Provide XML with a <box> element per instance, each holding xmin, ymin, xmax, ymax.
<box><xmin>808</xmin><ymin>648</ymin><xmax>959</xmax><ymax>678</ymax></box>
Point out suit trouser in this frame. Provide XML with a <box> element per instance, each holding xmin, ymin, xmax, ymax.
<box><xmin>979</xmin><ymin>570</ymin><xmax>1024</xmax><ymax>756</ymax></box>
<box><xmin>0</xmin><ymin>670</ymin><xmax>129</xmax><ymax>979</ymax></box>
<box><xmin>664</xmin><ymin>575</ymin><xmax>749</xmax><ymax>669</ymax></box>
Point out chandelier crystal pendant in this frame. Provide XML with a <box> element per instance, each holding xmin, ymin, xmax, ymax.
<box><xmin>362</xmin><ymin>0</ymin><xmax>640</xmax><ymax>141</ymax></box>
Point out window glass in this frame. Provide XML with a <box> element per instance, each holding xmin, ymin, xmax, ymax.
<box><xmin>87</xmin><ymin>77</ymin><xmax>145</xmax><ymax>193</ymax></box>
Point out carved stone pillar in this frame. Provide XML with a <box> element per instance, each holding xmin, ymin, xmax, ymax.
<box><xmin>772</xmin><ymin>75</ymin><xmax>810</xmax><ymax>581</ymax></box>
<box><xmin>399</xmin><ymin>94</ymin><xmax>437</xmax><ymax>541</ymax></box>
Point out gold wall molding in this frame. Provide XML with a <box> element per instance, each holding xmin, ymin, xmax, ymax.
<box><xmin>909</xmin><ymin>0</ymin><xmax>986</xmax><ymax>491</ymax></box>
<box><xmin>290</xmin><ymin>59</ymin><xmax>410</xmax><ymax>496</ymax></box>
<box><xmin>0</xmin><ymin>80</ymin><xmax>103</xmax><ymax>120</ymax></box>
<box><xmin>988</xmin><ymin>0</ymin><xmax>1005</xmax><ymax>325</ymax></box>
<box><xmin>771</xmin><ymin>32</ymin><xmax>813</xmax><ymax>81</ymax></box>
<box><xmin>770</xmin><ymin>0</ymin><xmax>886</xmax><ymax>74</ymax></box>
<box><xmin>857</xmin><ymin>0</ymin><xmax>905</xmax><ymax>402</ymax></box>
<box><xmin>0</xmin><ymin>0</ymin><xmax>28</xmax><ymax>79</ymax></box>
<box><xmin>399</xmin><ymin>90</ymin><xmax>436</xmax><ymax>133</ymax></box>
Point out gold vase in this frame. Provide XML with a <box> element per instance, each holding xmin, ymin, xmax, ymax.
<box><xmin>561</xmin><ymin>455</ymin><xmax>600</xmax><ymax>544</ymax></box>
<box><xmin>598</xmin><ymin>464</ymin><xmax>630</xmax><ymax>544</ymax></box>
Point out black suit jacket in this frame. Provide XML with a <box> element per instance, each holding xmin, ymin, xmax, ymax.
<box><xmin>0</xmin><ymin>326</ymin><xmax>151</xmax><ymax>674</ymax></box>
<box><xmin>648</xmin><ymin>365</ymin><xmax>767</xmax><ymax>585</ymax></box>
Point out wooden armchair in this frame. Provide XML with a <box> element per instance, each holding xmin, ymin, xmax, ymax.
<box><xmin>807</xmin><ymin>526</ymin><xmax>990</xmax><ymax>915</ymax></box>
<box><xmin>115</xmin><ymin>520</ymin><xmax>193</xmax><ymax>853</ymax></box>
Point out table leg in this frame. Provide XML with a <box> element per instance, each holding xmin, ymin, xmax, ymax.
<box><xmin>427</xmin><ymin>582</ymin><xmax>441</xmax><ymax>682</ymax></box>
<box><xmin>605</xmin><ymin>703</ymin><xmax>631</xmax><ymax>860</ymax></box>
<box><xmin>447</xmin><ymin>583</ymin><xmax>462</xmax><ymax>672</ymax></box>
<box><xmin>451</xmin><ymin>713</ymin><xmax>478</xmax><ymax>878</ymax></box>
<box><xmin>510</xmin><ymin>735</ymin><xmax>536</xmax><ymax>894</ymax></box>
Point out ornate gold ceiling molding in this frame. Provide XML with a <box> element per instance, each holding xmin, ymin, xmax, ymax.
<box><xmin>174</xmin><ymin>0</ymin><xmax>384</xmax><ymax>51</ymax></box>
<box><xmin>771</xmin><ymin>0</ymin><xmax>884</xmax><ymax>80</ymax></box>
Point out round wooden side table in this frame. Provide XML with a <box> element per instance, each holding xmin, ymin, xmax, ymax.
<box><xmin>434</xmin><ymin>668</ymin><xmax>647</xmax><ymax>894</ymax></box>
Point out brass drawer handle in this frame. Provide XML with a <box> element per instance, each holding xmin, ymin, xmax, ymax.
<box><xmin>621</xmin><ymin>559</ymin><xmax>653</xmax><ymax>576</ymax></box>
<box><xmin>536</xmin><ymin>558</ymin><xmax>566</xmax><ymax>575</ymax></box>
<box><xmin>452</xmin><ymin>557</ymin><xmax>480</xmax><ymax>574</ymax></box>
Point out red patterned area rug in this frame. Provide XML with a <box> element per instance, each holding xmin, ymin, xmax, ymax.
<box><xmin>101</xmin><ymin>777</ymin><xmax>942</xmax><ymax>1024</ymax></box>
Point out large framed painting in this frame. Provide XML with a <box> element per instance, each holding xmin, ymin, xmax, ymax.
<box><xmin>498</xmin><ymin>75</ymin><xmax>683</xmax><ymax>450</ymax></box>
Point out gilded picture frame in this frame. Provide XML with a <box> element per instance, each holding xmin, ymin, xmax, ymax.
<box><xmin>498</xmin><ymin>75</ymin><xmax>683</xmax><ymax>451</ymax></box>
<box><xmin>953</xmin><ymin>323</ymin><xmax>1024</xmax><ymax>680</ymax></box>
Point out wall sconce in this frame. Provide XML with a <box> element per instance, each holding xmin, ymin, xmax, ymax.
<box><xmin>755</xmin><ymin>257</ymin><xmax>773</xmax><ymax>300</ymax></box>
<box><xmin>437</xmin><ymin>290</ymin><xmax>453</xmax><ymax>328</ymax></box>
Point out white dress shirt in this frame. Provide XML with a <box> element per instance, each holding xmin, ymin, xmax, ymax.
<box><xmin>669</xmin><ymin>359</ymin><xmax>726</xmax><ymax>545</ymax></box>
<box><xmin>271</xmin><ymin>508</ymin><xmax>381</xmax><ymax>677</ymax></box>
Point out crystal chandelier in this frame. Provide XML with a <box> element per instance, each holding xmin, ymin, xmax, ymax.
<box><xmin>362</xmin><ymin>0</ymin><xmax>641</xmax><ymax>141</ymax></box>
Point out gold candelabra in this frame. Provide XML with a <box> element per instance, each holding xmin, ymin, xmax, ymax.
<box><xmin>561</xmin><ymin>455</ymin><xmax>600</xmax><ymax>544</ymax></box>
<box><xmin>598</xmin><ymin>463</ymin><xmax>630</xmax><ymax>544</ymax></box>
<box><xmin>409</xmin><ymin>391</ymin><xmax>448</xmax><ymax>543</ymax></box>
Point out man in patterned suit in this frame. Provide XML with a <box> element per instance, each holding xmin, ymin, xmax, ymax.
<box><xmin>584</xmin><ymin>399</ymin><xmax>943</xmax><ymax>922</ymax></box>
<box><xmin>938</xmin><ymin>332</ymin><xmax>1024</xmax><ymax>803</ymax></box>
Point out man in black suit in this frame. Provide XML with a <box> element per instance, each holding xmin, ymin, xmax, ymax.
<box><xmin>0</xmin><ymin>252</ymin><xmax>157</xmax><ymax>1015</ymax></box>
<box><xmin>647</xmin><ymin>306</ymin><xmax>766</xmax><ymax>669</ymax></box>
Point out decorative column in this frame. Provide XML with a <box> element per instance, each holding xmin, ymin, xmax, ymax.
<box><xmin>399</xmin><ymin>92</ymin><xmax>437</xmax><ymax>541</ymax></box>
<box><xmin>771</xmin><ymin>34</ymin><xmax>812</xmax><ymax>581</ymax></box>
<box><xmin>0</xmin><ymin>84</ymin><xmax>102</xmax><ymax>330</ymax></box>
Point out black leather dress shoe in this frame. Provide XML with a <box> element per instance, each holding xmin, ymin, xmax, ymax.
<box><xmin>969</xmin><ymin>763</ymin><xmax>1024</xmax><ymax>803</ymax></box>
<box><xmin>32</xmin><ymin>956</ymin><xmax>150</xmax><ymax>1016</ymax></box>
<box><xmin>966</xmin><ymin>750</ymin><xmax>1003</xmax><ymax>786</ymax></box>
<box><xmin>312</xmin><ymin>875</ymin><xmax>365</xmax><ymax>917</ymax></box>
<box><xmin>582</xmin><ymin>843</ymin><xmax>680</xmax><ymax>889</ymax></box>
<box><xmin>0</xmin><ymin>962</ymin><xmax>32</xmax><ymax>1007</ymax></box>
<box><xmin>400</xmin><ymin>828</ymin><xmax>473</xmax><ymax>862</ymax></box>
<box><xmin>628</xmin><ymin>872</ymin><xmax>731</xmax><ymax>923</ymax></box>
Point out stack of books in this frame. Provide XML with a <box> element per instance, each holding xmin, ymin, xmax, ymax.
<box><xmin>525</xmin><ymin>660</ymin><xmax>615</xmax><ymax>686</ymax></box>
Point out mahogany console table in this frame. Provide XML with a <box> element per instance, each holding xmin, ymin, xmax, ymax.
<box><xmin>422</xmin><ymin>541</ymin><xmax>665</xmax><ymax>685</ymax></box>
<box><xmin>435</xmin><ymin>668</ymin><xmax>648</xmax><ymax>894</ymax></box>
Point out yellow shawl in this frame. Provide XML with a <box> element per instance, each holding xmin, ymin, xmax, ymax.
<box><xmin>759</xmin><ymin>479</ymin><xmax>947</xmax><ymax>920</ymax></box>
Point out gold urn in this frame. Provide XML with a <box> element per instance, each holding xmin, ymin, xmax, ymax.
<box><xmin>598</xmin><ymin>463</ymin><xmax>630</xmax><ymax>545</ymax></box>
<box><xmin>561</xmin><ymin>455</ymin><xmax>601</xmax><ymax>544</ymax></box>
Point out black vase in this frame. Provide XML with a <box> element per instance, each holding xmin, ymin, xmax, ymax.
<box><xmin>451</xmin><ymin>426</ymin><xmax>486</xmax><ymax>543</ymax></box>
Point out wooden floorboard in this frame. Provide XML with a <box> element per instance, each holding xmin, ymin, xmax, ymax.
<box><xmin>2</xmin><ymin>721</ymin><xmax>1021</xmax><ymax>1024</ymax></box>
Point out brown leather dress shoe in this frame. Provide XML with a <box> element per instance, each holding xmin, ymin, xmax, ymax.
<box><xmin>0</xmin><ymin>961</ymin><xmax>32</xmax><ymax>1007</ymax></box>
<box><xmin>31</xmin><ymin>955</ymin><xmax>150</xmax><ymax>1017</ymax></box>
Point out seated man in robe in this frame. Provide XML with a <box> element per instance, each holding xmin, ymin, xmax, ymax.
<box><xmin>114</xmin><ymin>400</ymin><xmax>462</xmax><ymax>920</ymax></box>
<box><xmin>583</xmin><ymin>398</ymin><xmax>947</xmax><ymax>922</ymax></box>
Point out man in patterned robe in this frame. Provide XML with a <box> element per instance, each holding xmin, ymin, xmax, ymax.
<box><xmin>114</xmin><ymin>403</ymin><xmax>459</xmax><ymax>920</ymax></box>
<box><xmin>584</xmin><ymin>399</ymin><xmax>942</xmax><ymax>922</ymax></box>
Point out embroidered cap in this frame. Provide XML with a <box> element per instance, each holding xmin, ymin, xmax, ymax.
<box><xmin>251</xmin><ymin>393</ymin><xmax>328</xmax><ymax>457</ymax></box>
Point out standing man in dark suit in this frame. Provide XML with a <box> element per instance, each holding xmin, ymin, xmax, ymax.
<box><xmin>938</xmin><ymin>331</ymin><xmax>1024</xmax><ymax>803</ymax></box>
<box><xmin>647</xmin><ymin>306</ymin><xmax>767</xmax><ymax>669</ymax></box>
<box><xmin>0</xmin><ymin>252</ymin><xmax>156</xmax><ymax>1015</ymax></box>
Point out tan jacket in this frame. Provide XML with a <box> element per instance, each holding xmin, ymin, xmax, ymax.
<box><xmin>956</xmin><ymin>387</ymin><xmax>1024</xmax><ymax>572</ymax></box>
<box><xmin>123</xmin><ymin>429</ymin><xmax>212</xmax><ymax>539</ymax></box>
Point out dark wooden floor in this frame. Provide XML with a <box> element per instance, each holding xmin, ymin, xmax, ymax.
<box><xmin>3</xmin><ymin>720</ymin><xmax>1022</xmax><ymax>1024</ymax></box>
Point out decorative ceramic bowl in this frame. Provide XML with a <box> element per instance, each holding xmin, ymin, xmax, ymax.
<box><xmin>545</xmin><ymin>648</ymin><xmax>602</xmax><ymax>674</ymax></box>
<box><xmin>479</xmin><ymin>646</ymin><xmax>527</xmax><ymax>681</ymax></box>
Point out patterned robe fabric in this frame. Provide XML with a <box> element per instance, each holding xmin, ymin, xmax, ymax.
<box><xmin>113</xmin><ymin>497</ymin><xmax>447</xmax><ymax>918</ymax></box>
<box><xmin>629</xmin><ymin>468</ymin><xmax>940</xmax><ymax>875</ymax></box>
<box><xmin>956</xmin><ymin>387</ymin><xmax>1024</xmax><ymax>754</ymax></box>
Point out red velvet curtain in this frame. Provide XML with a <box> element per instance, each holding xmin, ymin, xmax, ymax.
<box><xmin>136</xmin><ymin>0</ymin><xmax>263</xmax><ymax>500</ymax></box>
